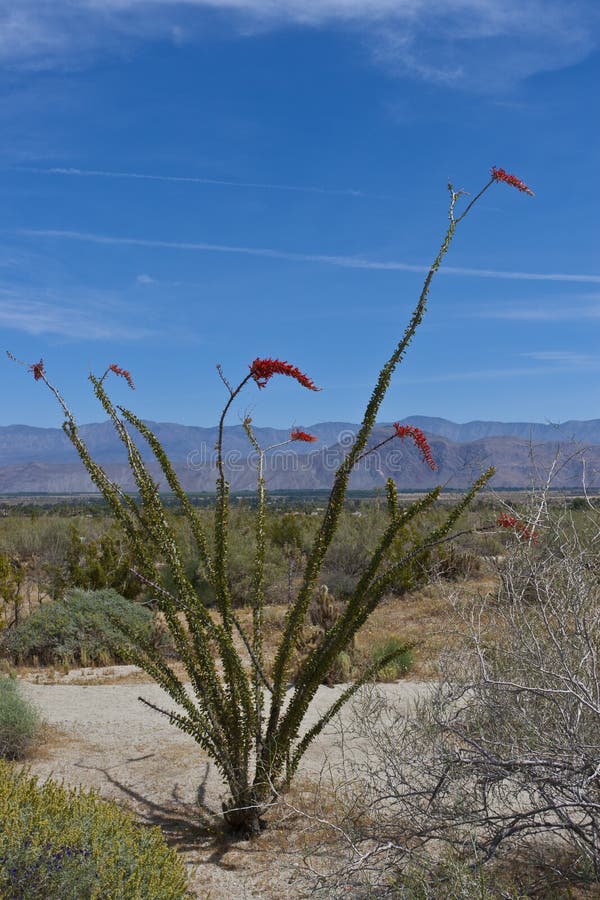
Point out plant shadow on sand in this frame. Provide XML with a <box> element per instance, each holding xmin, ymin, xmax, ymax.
<box><xmin>72</xmin><ymin>758</ymin><xmax>301</xmax><ymax>889</ymax></box>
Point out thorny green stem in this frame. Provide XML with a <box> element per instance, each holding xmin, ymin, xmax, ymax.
<box><xmin>263</xmin><ymin>182</ymin><xmax>475</xmax><ymax>754</ymax></box>
<box><xmin>9</xmin><ymin>171</ymin><xmax>521</xmax><ymax>834</ymax></box>
<box><xmin>242</xmin><ymin>416</ymin><xmax>268</xmax><ymax>758</ymax></box>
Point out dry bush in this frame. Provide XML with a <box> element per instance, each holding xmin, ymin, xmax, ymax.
<box><xmin>297</xmin><ymin>499</ymin><xmax>600</xmax><ymax>895</ymax></box>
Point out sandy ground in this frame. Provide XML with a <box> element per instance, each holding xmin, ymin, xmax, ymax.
<box><xmin>18</xmin><ymin>672</ymin><xmax>428</xmax><ymax>898</ymax></box>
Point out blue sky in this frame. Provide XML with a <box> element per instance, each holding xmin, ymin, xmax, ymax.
<box><xmin>1</xmin><ymin>0</ymin><xmax>599</xmax><ymax>429</ymax></box>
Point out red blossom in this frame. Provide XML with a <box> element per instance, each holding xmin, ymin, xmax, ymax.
<box><xmin>497</xmin><ymin>512</ymin><xmax>538</xmax><ymax>543</ymax></box>
<box><xmin>28</xmin><ymin>358</ymin><xmax>45</xmax><ymax>381</ymax></box>
<box><xmin>393</xmin><ymin>423</ymin><xmax>437</xmax><ymax>470</ymax></box>
<box><xmin>250</xmin><ymin>358</ymin><xmax>319</xmax><ymax>391</ymax></box>
<box><xmin>491</xmin><ymin>167</ymin><xmax>534</xmax><ymax>196</ymax></box>
<box><xmin>108</xmin><ymin>363</ymin><xmax>135</xmax><ymax>390</ymax></box>
<box><xmin>290</xmin><ymin>429</ymin><xmax>318</xmax><ymax>443</ymax></box>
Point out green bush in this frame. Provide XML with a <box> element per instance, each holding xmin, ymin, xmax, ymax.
<box><xmin>394</xmin><ymin>854</ymin><xmax>523</xmax><ymax>899</ymax></box>
<box><xmin>1</xmin><ymin>589</ymin><xmax>158</xmax><ymax>667</ymax></box>
<box><xmin>0</xmin><ymin>676</ymin><xmax>41</xmax><ymax>759</ymax></box>
<box><xmin>0</xmin><ymin>552</ymin><xmax>24</xmax><ymax>628</ymax></box>
<box><xmin>371</xmin><ymin>635</ymin><xmax>413</xmax><ymax>681</ymax></box>
<box><xmin>0</xmin><ymin>760</ymin><xmax>189</xmax><ymax>899</ymax></box>
<box><xmin>431</xmin><ymin>544</ymin><xmax>481</xmax><ymax>581</ymax></box>
<box><xmin>61</xmin><ymin>524</ymin><xmax>141</xmax><ymax>600</ymax></box>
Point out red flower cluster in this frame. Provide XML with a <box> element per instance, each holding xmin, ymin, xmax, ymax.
<box><xmin>491</xmin><ymin>167</ymin><xmax>534</xmax><ymax>196</ymax></box>
<box><xmin>250</xmin><ymin>358</ymin><xmax>319</xmax><ymax>391</ymax></box>
<box><xmin>28</xmin><ymin>358</ymin><xmax>45</xmax><ymax>381</ymax></box>
<box><xmin>290</xmin><ymin>429</ymin><xmax>317</xmax><ymax>443</ymax></box>
<box><xmin>497</xmin><ymin>512</ymin><xmax>538</xmax><ymax>543</ymax></box>
<box><xmin>108</xmin><ymin>363</ymin><xmax>135</xmax><ymax>390</ymax></box>
<box><xmin>393</xmin><ymin>423</ymin><xmax>437</xmax><ymax>470</ymax></box>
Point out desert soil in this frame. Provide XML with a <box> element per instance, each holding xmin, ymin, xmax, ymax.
<box><xmin>18</xmin><ymin>671</ymin><xmax>427</xmax><ymax>898</ymax></box>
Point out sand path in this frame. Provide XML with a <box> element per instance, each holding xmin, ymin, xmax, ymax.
<box><xmin>18</xmin><ymin>675</ymin><xmax>427</xmax><ymax>897</ymax></box>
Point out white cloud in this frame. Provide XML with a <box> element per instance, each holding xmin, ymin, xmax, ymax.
<box><xmin>521</xmin><ymin>350</ymin><xmax>599</xmax><ymax>364</ymax></box>
<box><xmin>401</xmin><ymin>366</ymin><xmax>555</xmax><ymax>383</ymax></box>
<box><xmin>476</xmin><ymin>297</ymin><xmax>600</xmax><ymax>319</ymax></box>
<box><xmin>0</xmin><ymin>1</ymin><xmax>597</xmax><ymax>90</ymax></box>
<box><xmin>18</xmin><ymin>228</ymin><xmax>600</xmax><ymax>285</ymax></box>
<box><xmin>397</xmin><ymin>349</ymin><xmax>600</xmax><ymax>386</ymax></box>
<box><xmin>402</xmin><ymin>360</ymin><xmax>600</xmax><ymax>384</ymax></box>
<box><xmin>0</xmin><ymin>289</ymin><xmax>154</xmax><ymax>340</ymax></box>
<box><xmin>24</xmin><ymin>166</ymin><xmax>380</xmax><ymax>198</ymax></box>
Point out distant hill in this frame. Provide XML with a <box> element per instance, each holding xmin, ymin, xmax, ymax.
<box><xmin>0</xmin><ymin>417</ymin><xmax>599</xmax><ymax>492</ymax></box>
<box><xmin>0</xmin><ymin>421</ymin><xmax>357</xmax><ymax>466</ymax></box>
<box><xmin>401</xmin><ymin>416</ymin><xmax>600</xmax><ymax>445</ymax></box>
<box><xmin>1</xmin><ymin>417</ymin><xmax>600</xmax><ymax>466</ymax></box>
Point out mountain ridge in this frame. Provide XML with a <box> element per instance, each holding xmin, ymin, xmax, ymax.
<box><xmin>2</xmin><ymin>416</ymin><xmax>600</xmax><ymax>467</ymax></box>
<box><xmin>0</xmin><ymin>419</ymin><xmax>599</xmax><ymax>492</ymax></box>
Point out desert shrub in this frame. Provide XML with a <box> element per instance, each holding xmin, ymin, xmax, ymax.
<box><xmin>269</xmin><ymin>513</ymin><xmax>312</xmax><ymax>604</ymax></box>
<box><xmin>313</xmin><ymin>503</ymin><xmax>600</xmax><ymax>893</ymax></box>
<box><xmin>0</xmin><ymin>514</ymin><xmax>139</xmax><ymax>604</ymax></box>
<box><xmin>2</xmin><ymin>517</ymin><xmax>75</xmax><ymax>602</ymax></box>
<box><xmin>0</xmin><ymin>552</ymin><xmax>24</xmax><ymax>628</ymax></box>
<box><xmin>295</xmin><ymin>591</ymin><xmax>414</xmax><ymax>685</ymax></box>
<box><xmin>293</xmin><ymin>586</ymin><xmax>358</xmax><ymax>685</ymax></box>
<box><xmin>331</xmin><ymin>649</ymin><xmax>354</xmax><ymax>683</ymax></box>
<box><xmin>385</xmin><ymin>521</ymin><xmax>434</xmax><ymax>596</ymax></box>
<box><xmin>370</xmin><ymin>635</ymin><xmax>413</xmax><ymax>681</ymax></box>
<box><xmin>61</xmin><ymin>525</ymin><xmax>140</xmax><ymax>599</ymax></box>
<box><xmin>322</xmin><ymin>512</ymin><xmax>438</xmax><ymax>600</ymax></box>
<box><xmin>0</xmin><ymin>760</ymin><xmax>189</xmax><ymax>899</ymax></box>
<box><xmin>570</xmin><ymin>496</ymin><xmax>589</xmax><ymax>510</ymax></box>
<box><xmin>1</xmin><ymin>589</ymin><xmax>157</xmax><ymax>666</ymax></box>
<box><xmin>0</xmin><ymin>675</ymin><xmax>41</xmax><ymax>759</ymax></box>
<box><xmin>391</xmin><ymin>855</ymin><xmax>525</xmax><ymax>899</ymax></box>
<box><xmin>322</xmin><ymin>516</ymin><xmax>375</xmax><ymax>598</ymax></box>
<box><xmin>430</xmin><ymin>544</ymin><xmax>481</xmax><ymax>581</ymax></box>
<box><xmin>269</xmin><ymin>512</ymin><xmax>310</xmax><ymax>554</ymax></box>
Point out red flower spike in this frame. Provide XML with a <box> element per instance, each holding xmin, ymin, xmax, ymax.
<box><xmin>108</xmin><ymin>363</ymin><xmax>135</xmax><ymax>390</ymax></box>
<box><xmin>250</xmin><ymin>358</ymin><xmax>319</xmax><ymax>391</ymax></box>
<box><xmin>393</xmin><ymin>423</ymin><xmax>437</xmax><ymax>470</ymax></box>
<box><xmin>290</xmin><ymin>429</ymin><xmax>318</xmax><ymax>443</ymax></box>
<box><xmin>28</xmin><ymin>358</ymin><xmax>45</xmax><ymax>381</ymax></box>
<box><xmin>497</xmin><ymin>512</ymin><xmax>538</xmax><ymax>544</ymax></box>
<box><xmin>491</xmin><ymin>167</ymin><xmax>534</xmax><ymax>197</ymax></box>
<box><xmin>497</xmin><ymin>513</ymin><xmax>518</xmax><ymax>528</ymax></box>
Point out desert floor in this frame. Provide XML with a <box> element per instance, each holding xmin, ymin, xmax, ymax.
<box><xmin>18</xmin><ymin>671</ymin><xmax>427</xmax><ymax>898</ymax></box>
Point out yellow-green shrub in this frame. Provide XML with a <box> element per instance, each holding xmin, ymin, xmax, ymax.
<box><xmin>371</xmin><ymin>635</ymin><xmax>413</xmax><ymax>681</ymax></box>
<box><xmin>0</xmin><ymin>675</ymin><xmax>41</xmax><ymax>759</ymax></box>
<box><xmin>0</xmin><ymin>761</ymin><xmax>190</xmax><ymax>899</ymax></box>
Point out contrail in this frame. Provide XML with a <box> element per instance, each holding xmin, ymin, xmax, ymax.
<box><xmin>21</xmin><ymin>166</ymin><xmax>384</xmax><ymax>199</ymax></box>
<box><xmin>17</xmin><ymin>228</ymin><xmax>600</xmax><ymax>284</ymax></box>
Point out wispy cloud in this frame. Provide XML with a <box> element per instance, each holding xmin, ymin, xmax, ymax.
<box><xmin>0</xmin><ymin>289</ymin><xmax>154</xmax><ymax>340</ymax></box>
<box><xmin>401</xmin><ymin>367</ymin><xmax>547</xmax><ymax>384</ymax></box>
<box><xmin>475</xmin><ymin>297</ymin><xmax>600</xmax><ymax>320</ymax></box>
<box><xmin>330</xmin><ymin>355</ymin><xmax>600</xmax><ymax>389</ymax></box>
<box><xmin>0</xmin><ymin>1</ymin><xmax>597</xmax><ymax>91</ymax></box>
<box><xmin>402</xmin><ymin>360</ymin><xmax>600</xmax><ymax>384</ymax></box>
<box><xmin>135</xmin><ymin>273</ymin><xmax>210</xmax><ymax>290</ymax></box>
<box><xmin>17</xmin><ymin>228</ymin><xmax>600</xmax><ymax>285</ymax></box>
<box><xmin>521</xmin><ymin>350</ymin><xmax>599</xmax><ymax>364</ymax></box>
<box><xmin>22</xmin><ymin>166</ymin><xmax>381</xmax><ymax>199</ymax></box>
<box><xmin>400</xmin><ymin>349</ymin><xmax>600</xmax><ymax>385</ymax></box>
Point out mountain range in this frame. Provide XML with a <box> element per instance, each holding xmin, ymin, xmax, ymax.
<box><xmin>0</xmin><ymin>417</ymin><xmax>599</xmax><ymax>493</ymax></box>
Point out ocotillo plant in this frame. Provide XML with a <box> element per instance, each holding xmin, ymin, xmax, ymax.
<box><xmin>12</xmin><ymin>167</ymin><xmax>533</xmax><ymax>836</ymax></box>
